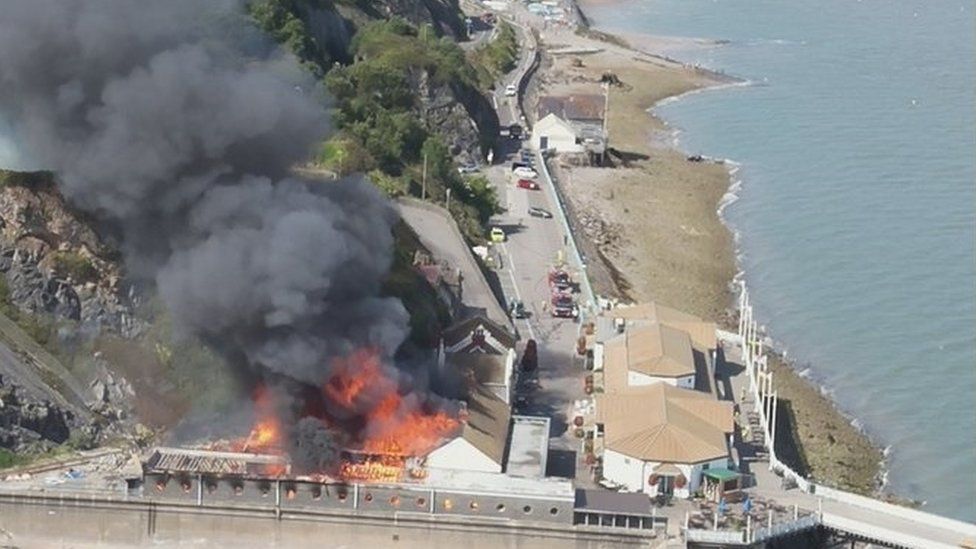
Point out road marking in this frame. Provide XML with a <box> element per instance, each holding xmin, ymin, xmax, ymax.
<box><xmin>499</xmin><ymin>242</ymin><xmax>536</xmax><ymax>341</ymax></box>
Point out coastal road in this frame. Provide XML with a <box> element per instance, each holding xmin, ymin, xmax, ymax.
<box><xmin>477</xmin><ymin>6</ymin><xmax>595</xmax><ymax>482</ymax></box>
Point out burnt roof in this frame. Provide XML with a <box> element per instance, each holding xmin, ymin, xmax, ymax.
<box><xmin>144</xmin><ymin>447</ymin><xmax>290</xmax><ymax>476</ymax></box>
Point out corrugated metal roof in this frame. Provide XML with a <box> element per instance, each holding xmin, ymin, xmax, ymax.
<box><xmin>145</xmin><ymin>447</ymin><xmax>289</xmax><ymax>475</ymax></box>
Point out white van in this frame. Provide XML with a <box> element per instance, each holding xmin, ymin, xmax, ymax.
<box><xmin>504</xmin><ymin>84</ymin><xmax>517</xmax><ymax>96</ymax></box>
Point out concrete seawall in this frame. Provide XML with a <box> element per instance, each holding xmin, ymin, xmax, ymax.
<box><xmin>0</xmin><ymin>489</ymin><xmax>656</xmax><ymax>547</ymax></box>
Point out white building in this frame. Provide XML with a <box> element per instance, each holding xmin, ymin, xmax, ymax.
<box><xmin>593</xmin><ymin>384</ymin><xmax>733</xmax><ymax>498</ymax></box>
<box><xmin>439</xmin><ymin>315</ymin><xmax>518</xmax><ymax>403</ymax></box>
<box><xmin>531</xmin><ymin>113</ymin><xmax>583</xmax><ymax>154</ymax></box>
<box><xmin>426</xmin><ymin>385</ymin><xmax>511</xmax><ymax>473</ymax></box>
<box><xmin>594</xmin><ymin>322</ymin><xmax>697</xmax><ymax>389</ymax></box>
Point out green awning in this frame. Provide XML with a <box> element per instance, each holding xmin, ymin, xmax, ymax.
<box><xmin>702</xmin><ymin>468</ymin><xmax>740</xmax><ymax>482</ymax></box>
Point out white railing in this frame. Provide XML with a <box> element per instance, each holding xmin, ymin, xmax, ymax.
<box><xmin>752</xmin><ymin>514</ymin><xmax>818</xmax><ymax>542</ymax></box>
<box><xmin>684</xmin><ymin>528</ymin><xmax>746</xmax><ymax>544</ymax></box>
<box><xmin>735</xmin><ymin>283</ymin><xmax>976</xmax><ymax>542</ymax></box>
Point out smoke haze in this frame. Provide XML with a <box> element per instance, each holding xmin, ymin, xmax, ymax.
<box><xmin>0</xmin><ymin>0</ymin><xmax>424</xmax><ymax>461</ymax></box>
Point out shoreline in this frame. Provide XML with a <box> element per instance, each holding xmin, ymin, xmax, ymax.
<box><xmin>541</xmin><ymin>1</ymin><xmax>888</xmax><ymax>497</ymax></box>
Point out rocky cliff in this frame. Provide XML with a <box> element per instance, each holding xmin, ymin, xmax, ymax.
<box><xmin>0</xmin><ymin>171</ymin><xmax>139</xmax><ymax>337</ymax></box>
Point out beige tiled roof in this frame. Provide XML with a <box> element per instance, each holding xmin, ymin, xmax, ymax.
<box><xmin>608</xmin><ymin>302</ymin><xmax>717</xmax><ymax>351</ymax></box>
<box><xmin>595</xmin><ymin>384</ymin><xmax>732</xmax><ymax>464</ymax></box>
<box><xmin>460</xmin><ymin>385</ymin><xmax>512</xmax><ymax>465</ymax></box>
<box><xmin>603</xmin><ymin>323</ymin><xmax>695</xmax><ymax>379</ymax></box>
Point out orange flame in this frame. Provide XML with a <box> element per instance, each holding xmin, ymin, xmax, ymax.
<box><xmin>233</xmin><ymin>384</ymin><xmax>284</xmax><ymax>456</ymax></box>
<box><xmin>236</xmin><ymin>348</ymin><xmax>460</xmax><ymax>481</ymax></box>
<box><xmin>326</xmin><ymin>348</ymin><xmax>460</xmax><ymax>460</ymax></box>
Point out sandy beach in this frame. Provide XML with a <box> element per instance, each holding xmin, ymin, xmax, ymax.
<box><xmin>528</xmin><ymin>10</ymin><xmax>885</xmax><ymax>495</ymax></box>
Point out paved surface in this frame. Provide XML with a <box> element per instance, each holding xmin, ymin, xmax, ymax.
<box><xmin>397</xmin><ymin>200</ymin><xmax>511</xmax><ymax>329</ymax></box>
<box><xmin>477</xmin><ymin>15</ymin><xmax>593</xmax><ymax>488</ymax></box>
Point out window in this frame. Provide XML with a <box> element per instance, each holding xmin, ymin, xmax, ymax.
<box><xmin>702</xmin><ymin>463</ymin><xmax>710</xmax><ymax>471</ymax></box>
<box><xmin>624</xmin><ymin>457</ymin><xmax>631</xmax><ymax>465</ymax></box>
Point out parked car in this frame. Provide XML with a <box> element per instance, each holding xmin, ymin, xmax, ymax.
<box><xmin>457</xmin><ymin>162</ymin><xmax>479</xmax><ymax>174</ymax></box>
<box><xmin>511</xmin><ymin>162</ymin><xmax>530</xmax><ymax>171</ymax></box>
<box><xmin>528</xmin><ymin>206</ymin><xmax>553</xmax><ymax>218</ymax></box>
<box><xmin>504</xmin><ymin>84</ymin><xmax>517</xmax><ymax>96</ymax></box>
<box><xmin>513</xmin><ymin>167</ymin><xmax>538</xmax><ymax>179</ymax></box>
<box><xmin>509</xmin><ymin>124</ymin><xmax>523</xmax><ymax>139</ymax></box>
<box><xmin>521</xmin><ymin>339</ymin><xmax>538</xmax><ymax>371</ymax></box>
<box><xmin>509</xmin><ymin>299</ymin><xmax>527</xmax><ymax>319</ymax></box>
<box><xmin>517</xmin><ymin>179</ymin><xmax>539</xmax><ymax>190</ymax></box>
<box><xmin>552</xmin><ymin>302</ymin><xmax>579</xmax><ymax>319</ymax></box>
<box><xmin>490</xmin><ymin>227</ymin><xmax>506</xmax><ymax>243</ymax></box>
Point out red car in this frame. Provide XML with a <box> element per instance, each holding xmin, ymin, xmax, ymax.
<box><xmin>516</xmin><ymin>179</ymin><xmax>539</xmax><ymax>190</ymax></box>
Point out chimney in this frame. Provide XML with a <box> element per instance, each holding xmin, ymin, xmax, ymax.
<box><xmin>458</xmin><ymin>401</ymin><xmax>470</xmax><ymax>422</ymax></box>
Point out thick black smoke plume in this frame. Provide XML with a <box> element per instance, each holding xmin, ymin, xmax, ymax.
<box><xmin>0</xmin><ymin>0</ymin><xmax>423</xmax><ymax>461</ymax></box>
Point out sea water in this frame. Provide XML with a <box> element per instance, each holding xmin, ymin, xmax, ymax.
<box><xmin>582</xmin><ymin>0</ymin><xmax>976</xmax><ymax>521</ymax></box>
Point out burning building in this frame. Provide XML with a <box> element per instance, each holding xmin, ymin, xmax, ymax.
<box><xmin>0</xmin><ymin>0</ymin><xmax>466</xmax><ymax>478</ymax></box>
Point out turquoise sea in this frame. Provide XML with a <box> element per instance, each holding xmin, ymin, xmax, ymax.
<box><xmin>581</xmin><ymin>0</ymin><xmax>976</xmax><ymax>521</ymax></box>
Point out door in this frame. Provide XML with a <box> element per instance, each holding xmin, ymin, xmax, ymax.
<box><xmin>659</xmin><ymin>475</ymin><xmax>674</xmax><ymax>496</ymax></box>
<box><xmin>540</xmin><ymin>135</ymin><xmax>549</xmax><ymax>150</ymax></box>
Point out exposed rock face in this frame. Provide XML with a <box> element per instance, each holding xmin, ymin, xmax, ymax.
<box><xmin>376</xmin><ymin>0</ymin><xmax>465</xmax><ymax>37</ymax></box>
<box><xmin>0</xmin><ymin>173</ymin><xmax>142</xmax><ymax>337</ymax></box>
<box><xmin>0</xmin><ymin>373</ymin><xmax>77</xmax><ymax>452</ymax></box>
<box><xmin>416</xmin><ymin>72</ymin><xmax>483</xmax><ymax>164</ymax></box>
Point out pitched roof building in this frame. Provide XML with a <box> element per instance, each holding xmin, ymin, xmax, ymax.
<box><xmin>442</xmin><ymin>315</ymin><xmax>517</xmax><ymax>354</ymax></box>
<box><xmin>593</xmin><ymin>384</ymin><xmax>733</xmax><ymax>497</ymax></box>
<box><xmin>595</xmin><ymin>385</ymin><xmax>732</xmax><ymax>464</ymax></box>
<box><xmin>599</xmin><ymin>323</ymin><xmax>696</xmax><ymax>389</ymax></box>
<box><xmin>537</xmin><ymin>94</ymin><xmax>605</xmax><ymax>125</ymax></box>
<box><xmin>607</xmin><ymin>302</ymin><xmax>717</xmax><ymax>352</ymax></box>
<box><xmin>426</xmin><ymin>384</ymin><xmax>512</xmax><ymax>473</ymax></box>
